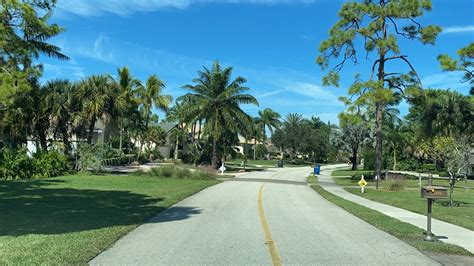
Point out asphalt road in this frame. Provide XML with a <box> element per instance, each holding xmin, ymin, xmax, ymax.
<box><xmin>91</xmin><ymin>165</ymin><xmax>437</xmax><ymax>265</ymax></box>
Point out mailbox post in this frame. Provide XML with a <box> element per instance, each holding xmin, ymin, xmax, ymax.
<box><xmin>420</xmin><ymin>185</ymin><xmax>448</xmax><ymax>241</ymax></box>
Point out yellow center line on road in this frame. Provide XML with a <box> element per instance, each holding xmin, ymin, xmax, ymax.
<box><xmin>258</xmin><ymin>184</ymin><xmax>282</xmax><ymax>266</ymax></box>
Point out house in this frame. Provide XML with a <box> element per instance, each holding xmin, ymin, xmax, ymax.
<box><xmin>156</xmin><ymin>122</ymin><xmax>179</xmax><ymax>158</ymax></box>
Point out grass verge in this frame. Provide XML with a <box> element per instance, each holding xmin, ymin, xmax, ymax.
<box><xmin>333</xmin><ymin>173</ymin><xmax>474</xmax><ymax>230</ymax></box>
<box><xmin>311</xmin><ymin>184</ymin><xmax>472</xmax><ymax>256</ymax></box>
<box><xmin>0</xmin><ymin>173</ymin><xmax>219</xmax><ymax>264</ymax></box>
<box><xmin>345</xmin><ymin>186</ymin><xmax>474</xmax><ymax>231</ymax></box>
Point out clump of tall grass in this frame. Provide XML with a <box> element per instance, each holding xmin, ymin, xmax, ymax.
<box><xmin>383</xmin><ymin>179</ymin><xmax>406</xmax><ymax>191</ymax></box>
<box><xmin>148</xmin><ymin>166</ymin><xmax>212</xmax><ymax>180</ymax></box>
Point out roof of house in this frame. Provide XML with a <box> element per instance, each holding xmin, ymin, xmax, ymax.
<box><xmin>158</xmin><ymin>123</ymin><xmax>178</xmax><ymax>133</ymax></box>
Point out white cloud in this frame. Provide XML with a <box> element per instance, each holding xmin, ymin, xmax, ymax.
<box><xmin>57</xmin><ymin>0</ymin><xmax>315</xmax><ymax>16</ymax></box>
<box><xmin>42</xmin><ymin>60</ymin><xmax>85</xmax><ymax>81</ymax></box>
<box><xmin>421</xmin><ymin>71</ymin><xmax>469</xmax><ymax>90</ymax></box>
<box><xmin>442</xmin><ymin>25</ymin><xmax>474</xmax><ymax>34</ymax></box>
<box><xmin>257</xmin><ymin>89</ymin><xmax>284</xmax><ymax>98</ymax></box>
<box><xmin>283</xmin><ymin>81</ymin><xmax>343</xmax><ymax>107</ymax></box>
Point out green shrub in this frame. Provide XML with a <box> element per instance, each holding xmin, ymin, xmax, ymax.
<box><xmin>382</xmin><ymin>179</ymin><xmax>406</xmax><ymax>191</ymax></box>
<box><xmin>351</xmin><ymin>171</ymin><xmax>375</xmax><ymax>181</ymax></box>
<box><xmin>255</xmin><ymin>144</ymin><xmax>267</xmax><ymax>159</ymax></box>
<box><xmin>417</xmin><ymin>163</ymin><xmax>436</xmax><ymax>173</ymax></box>
<box><xmin>396</xmin><ymin>158</ymin><xmax>422</xmax><ymax>171</ymax></box>
<box><xmin>0</xmin><ymin>148</ymin><xmax>34</xmax><ymax>180</ymax></box>
<box><xmin>32</xmin><ymin>150</ymin><xmax>71</xmax><ymax>178</ymax></box>
<box><xmin>147</xmin><ymin>166</ymin><xmax>211</xmax><ymax>180</ymax></box>
<box><xmin>76</xmin><ymin>143</ymin><xmax>106</xmax><ymax>173</ymax></box>
<box><xmin>363</xmin><ymin>150</ymin><xmax>375</xmax><ymax>170</ymax></box>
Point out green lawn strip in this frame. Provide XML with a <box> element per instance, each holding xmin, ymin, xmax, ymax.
<box><xmin>307</xmin><ymin>173</ymin><xmax>317</xmax><ymax>184</ymax></box>
<box><xmin>0</xmin><ymin>174</ymin><xmax>219</xmax><ymax>264</ymax></box>
<box><xmin>311</xmin><ymin>184</ymin><xmax>472</xmax><ymax>256</ymax></box>
<box><xmin>344</xmin><ymin>187</ymin><xmax>473</xmax><ymax>231</ymax></box>
<box><xmin>335</xmin><ymin>173</ymin><xmax>474</xmax><ymax>190</ymax></box>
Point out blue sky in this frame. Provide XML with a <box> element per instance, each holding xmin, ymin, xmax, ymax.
<box><xmin>42</xmin><ymin>0</ymin><xmax>474</xmax><ymax>124</ymax></box>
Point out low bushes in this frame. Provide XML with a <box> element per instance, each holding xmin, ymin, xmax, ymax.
<box><xmin>0</xmin><ymin>148</ymin><xmax>34</xmax><ymax>179</ymax></box>
<box><xmin>0</xmin><ymin>148</ymin><xmax>71</xmax><ymax>180</ymax></box>
<box><xmin>147</xmin><ymin>166</ymin><xmax>212</xmax><ymax>180</ymax></box>
<box><xmin>32</xmin><ymin>150</ymin><xmax>70</xmax><ymax>178</ymax></box>
<box><xmin>351</xmin><ymin>171</ymin><xmax>375</xmax><ymax>181</ymax></box>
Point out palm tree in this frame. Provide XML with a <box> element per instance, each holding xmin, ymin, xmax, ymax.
<box><xmin>257</xmin><ymin>108</ymin><xmax>281</xmax><ymax>141</ymax></box>
<box><xmin>283</xmin><ymin>113</ymin><xmax>303</xmax><ymax>160</ymax></box>
<box><xmin>43</xmin><ymin>79</ymin><xmax>76</xmax><ymax>155</ymax></box>
<box><xmin>136</xmin><ymin>75</ymin><xmax>172</xmax><ymax>155</ymax></box>
<box><xmin>75</xmin><ymin>75</ymin><xmax>114</xmax><ymax>144</ymax></box>
<box><xmin>110</xmin><ymin>67</ymin><xmax>141</xmax><ymax>153</ymax></box>
<box><xmin>180</xmin><ymin>61</ymin><xmax>259</xmax><ymax>168</ymax></box>
<box><xmin>166</xmin><ymin>100</ymin><xmax>188</xmax><ymax>160</ymax></box>
<box><xmin>249</xmin><ymin>117</ymin><xmax>265</xmax><ymax>160</ymax></box>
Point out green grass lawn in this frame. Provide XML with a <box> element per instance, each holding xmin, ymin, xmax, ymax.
<box><xmin>0</xmin><ymin>174</ymin><xmax>219</xmax><ymax>264</ymax></box>
<box><xmin>332</xmin><ymin>174</ymin><xmax>474</xmax><ymax>230</ymax></box>
<box><xmin>345</xmin><ymin>185</ymin><xmax>474</xmax><ymax>231</ymax></box>
<box><xmin>311</xmin><ymin>184</ymin><xmax>472</xmax><ymax>256</ymax></box>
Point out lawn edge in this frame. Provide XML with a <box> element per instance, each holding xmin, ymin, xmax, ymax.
<box><xmin>310</xmin><ymin>184</ymin><xmax>473</xmax><ymax>258</ymax></box>
<box><xmin>87</xmin><ymin>179</ymin><xmax>221</xmax><ymax>263</ymax></box>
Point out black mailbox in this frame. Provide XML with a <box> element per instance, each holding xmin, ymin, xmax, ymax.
<box><xmin>421</xmin><ymin>186</ymin><xmax>448</xmax><ymax>199</ymax></box>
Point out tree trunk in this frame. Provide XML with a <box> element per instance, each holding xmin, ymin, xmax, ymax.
<box><xmin>253</xmin><ymin>137</ymin><xmax>257</xmax><ymax>160</ymax></box>
<box><xmin>351</xmin><ymin>147</ymin><xmax>358</xmax><ymax>170</ymax></box>
<box><xmin>263</xmin><ymin>124</ymin><xmax>266</xmax><ymax>142</ymax></box>
<box><xmin>392</xmin><ymin>149</ymin><xmax>397</xmax><ymax>171</ymax></box>
<box><xmin>119</xmin><ymin>119</ymin><xmax>123</xmax><ymax>154</ymax></box>
<box><xmin>138</xmin><ymin>113</ymin><xmax>150</xmax><ymax>160</ymax></box>
<box><xmin>39</xmin><ymin>130</ymin><xmax>48</xmax><ymax>151</ymax></box>
<box><xmin>211</xmin><ymin>137</ymin><xmax>217</xmax><ymax>169</ymax></box>
<box><xmin>375</xmin><ymin>102</ymin><xmax>383</xmax><ymax>189</ymax></box>
<box><xmin>375</xmin><ymin>18</ymin><xmax>387</xmax><ymax>189</ymax></box>
<box><xmin>61</xmin><ymin>128</ymin><xmax>71</xmax><ymax>156</ymax></box>
<box><xmin>198</xmin><ymin>119</ymin><xmax>202</xmax><ymax>141</ymax></box>
<box><xmin>87</xmin><ymin>119</ymin><xmax>96</xmax><ymax>144</ymax></box>
<box><xmin>174</xmin><ymin>135</ymin><xmax>179</xmax><ymax>160</ymax></box>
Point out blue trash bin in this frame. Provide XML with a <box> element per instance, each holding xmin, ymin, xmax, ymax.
<box><xmin>314</xmin><ymin>165</ymin><xmax>321</xmax><ymax>175</ymax></box>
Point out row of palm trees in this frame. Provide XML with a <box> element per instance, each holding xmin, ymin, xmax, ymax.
<box><xmin>1</xmin><ymin>60</ymin><xmax>286</xmax><ymax>168</ymax></box>
<box><xmin>1</xmin><ymin>66</ymin><xmax>171</xmax><ymax>156</ymax></box>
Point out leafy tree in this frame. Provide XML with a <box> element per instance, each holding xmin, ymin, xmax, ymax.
<box><xmin>180</xmin><ymin>61</ymin><xmax>258</xmax><ymax>168</ymax></box>
<box><xmin>0</xmin><ymin>0</ymin><xmax>68</xmax><ymax>148</ymax></box>
<box><xmin>419</xmin><ymin>136</ymin><xmax>471</xmax><ymax>206</ymax></box>
<box><xmin>318</xmin><ymin>0</ymin><xmax>441</xmax><ymax>187</ymax></box>
<box><xmin>298</xmin><ymin>119</ymin><xmax>331</xmax><ymax>163</ymax></box>
<box><xmin>438</xmin><ymin>43</ymin><xmax>474</xmax><ymax>94</ymax></box>
<box><xmin>339</xmin><ymin>111</ymin><xmax>371</xmax><ymax>170</ymax></box>
<box><xmin>406</xmin><ymin>89</ymin><xmax>473</xmax><ymax>138</ymax></box>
